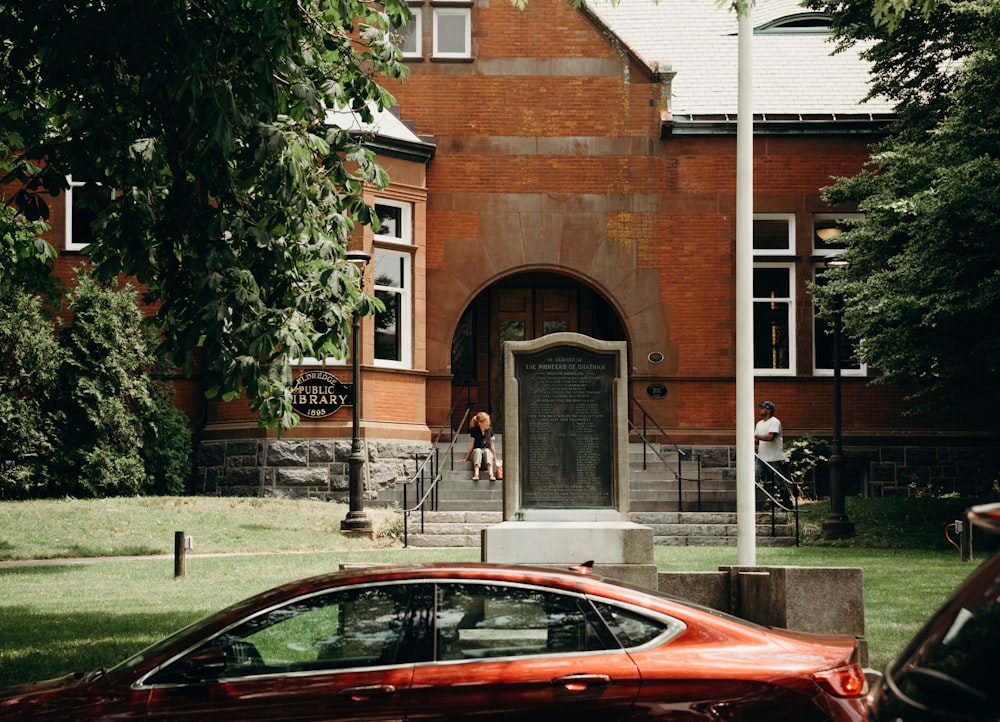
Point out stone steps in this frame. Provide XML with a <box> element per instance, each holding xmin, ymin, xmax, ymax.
<box><xmin>394</xmin><ymin>441</ymin><xmax>798</xmax><ymax>547</ymax></box>
<box><xmin>401</xmin><ymin>510</ymin><xmax>798</xmax><ymax>548</ymax></box>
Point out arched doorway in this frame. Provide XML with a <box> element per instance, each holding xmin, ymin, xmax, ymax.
<box><xmin>450</xmin><ymin>273</ymin><xmax>627</xmax><ymax>432</ymax></box>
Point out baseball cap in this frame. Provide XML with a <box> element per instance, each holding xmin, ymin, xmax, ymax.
<box><xmin>759</xmin><ymin>401</ymin><xmax>775</xmax><ymax>412</ymax></box>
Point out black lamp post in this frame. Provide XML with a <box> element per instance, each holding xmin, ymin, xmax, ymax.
<box><xmin>341</xmin><ymin>249</ymin><xmax>373</xmax><ymax>536</ymax></box>
<box><xmin>822</xmin><ymin>256</ymin><xmax>855</xmax><ymax>540</ymax></box>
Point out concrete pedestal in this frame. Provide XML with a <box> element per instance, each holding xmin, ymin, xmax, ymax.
<box><xmin>482</xmin><ymin>520</ymin><xmax>658</xmax><ymax>588</ymax></box>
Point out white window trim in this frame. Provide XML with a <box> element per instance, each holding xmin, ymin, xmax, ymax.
<box><xmin>432</xmin><ymin>6</ymin><xmax>471</xmax><ymax>59</ymax></box>
<box><xmin>752</xmin><ymin>212</ymin><xmax>796</xmax><ymax>256</ymax></box>
<box><xmin>400</xmin><ymin>8</ymin><xmax>422</xmax><ymax>59</ymax></box>
<box><xmin>373</xmin><ymin>247</ymin><xmax>413</xmax><ymax>369</ymax></box>
<box><xmin>374</xmin><ymin>198</ymin><xmax>413</xmax><ymax>245</ymax></box>
<box><xmin>298</xmin><ymin>199</ymin><xmax>413</xmax><ymax>367</ymax></box>
<box><xmin>753</xmin><ymin>262</ymin><xmax>796</xmax><ymax>376</ymax></box>
<box><xmin>811</xmin><ymin>260</ymin><xmax>867</xmax><ymax>377</ymax></box>
<box><xmin>65</xmin><ymin>175</ymin><xmax>114</xmax><ymax>252</ymax></box>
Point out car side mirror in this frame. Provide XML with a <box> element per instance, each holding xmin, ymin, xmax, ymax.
<box><xmin>181</xmin><ymin>647</ymin><xmax>228</xmax><ymax>677</ymax></box>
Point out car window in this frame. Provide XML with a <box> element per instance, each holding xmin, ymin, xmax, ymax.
<box><xmin>149</xmin><ymin>583</ymin><xmax>431</xmax><ymax>684</ymax></box>
<box><xmin>435</xmin><ymin>583</ymin><xmax>617</xmax><ymax>661</ymax></box>
<box><xmin>591</xmin><ymin>600</ymin><xmax>676</xmax><ymax>648</ymax></box>
<box><xmin>888</xmin><ymin>557</ymin><xmax>1000</xmax><ymax>717</ymax></box>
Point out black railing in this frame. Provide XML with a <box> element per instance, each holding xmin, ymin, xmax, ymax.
<box><xmin>753</xmin><ymin>455</ymin><xmax>802</xmax><ymax>545</ymax></box>
<box><xmin>629</xmin><ymin>396</ymin><xmax>704</xmax><ymax>511</ymax></box>
<box><xmin>401</xmin><ymin>399</ymin><xmax>470</xmax><ymax>548</ymax></box>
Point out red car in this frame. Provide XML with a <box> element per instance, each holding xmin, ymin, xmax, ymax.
<box><xmin>865</xmin><ymin>502</ymin><xmax>1000</xmax><ymax>721</ymax></box>
<box><xmin>0</xmin><ymin>562</ymin><xmax>867</xmax><ymax>721</ymax></box>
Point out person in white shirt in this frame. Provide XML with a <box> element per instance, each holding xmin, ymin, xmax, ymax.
<box><xmin>754</xmin><ymin>401</ymin><xmax>791</xmax><ymax>507</ymax></box>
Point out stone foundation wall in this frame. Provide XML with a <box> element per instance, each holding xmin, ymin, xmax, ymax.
<box><xmin>194</xmin><ymin>438</ymin><xmax>433</xmax><ymax>502</ymax></box>
<box><xmin>684</xmin><ymin>443</ymin><xmax>1000</xmax><ymax>498</ymax></box>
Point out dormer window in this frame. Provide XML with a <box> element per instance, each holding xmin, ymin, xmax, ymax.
<box><xmin>755</xmin><ymin>13</ymin><xmax>832</xmax><ymax>34</ymax></box>
<box><xmin>432</xmin><ymin>1</ymin><xmax>472</xmax><ymax>59</ymax></box>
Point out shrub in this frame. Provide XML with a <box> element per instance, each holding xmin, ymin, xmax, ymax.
<box><xmin>0</xmin><ymin>271</ymin><xmax>192</xmax><ymax>498</ymax></box>
<box><xmin>0</xmin><ymin>286</ymin><xmax>64</xmax><ymax>499</ymax></box>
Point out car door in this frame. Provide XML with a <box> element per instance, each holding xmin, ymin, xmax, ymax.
<box><xmin>142</xmin><ymin>582</ymin><xmax>432</xmax><ymax>722</ymax></box>
<box><xmin>405</xmin><ymin>581</ymin><xmax>641</xmax><ymax>722</ymax></box>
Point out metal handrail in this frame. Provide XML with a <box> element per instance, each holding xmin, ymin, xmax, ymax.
<box><xmin>628</xmin><ymin>396</ymin><xmax>703</xmax><ymax>511</ymax></box>
<box><xmin>401</xmin><ymin>399</ymin><xmax>471</xmax><ymax>547</ymax></box>
<box><xmin>631</xmin><ymin>396</ymin><xmax>687</xmax><ymax>467</ymax></box>
<box><xmin>754</xmin><ymin>454</ymin><xmax>802</xmax><ymax>545</ymax></box>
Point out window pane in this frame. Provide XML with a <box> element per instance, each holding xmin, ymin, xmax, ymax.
<box><xmin>451</xmin><ymin>305</ymin><xmax>476</xmax><ymax>381</ymax></box>
<box><xmin>435</xmin><ymin>583</ymin><xmax>611</xmax><ymax>661</ymax></box>
<box><xmin>813</xmin><ymin>221</ymin><xmax>847</xmax><ymax>252</ymax></box>
<box><xmin>499</xmin><ymin>320</ymin><xmax>525</xmax><ymax>342</ymax></box>
<box><xmin>753</xmin><ymin>267</ymin><xmax>790</xmax><ymax>297</ymax></box>
<box><xmin>153</xmin><ymin>584</ymin><xmax>424</xmax><ymax>682</ymax></box>
<box><xmin>397</xmin><ymin>15</ymin><xmax>419</xmax><ymax>55</ymax></box>
<box><xmin>753</xmin><ymin>217</ymin><xmax>791</xmax><ymax>252</ymax></box>
<box><xmin>376</xmin><ymin>203</ymin><xmax>403</xmax><ymax>240</ymax></box>
<box><xmin>375</xmin><ymin>289</ymin><xmax>402</xmax><ymax>362</ymax></box>
<box><xmin>68</xmin><ymin>181</ymin><xmax>111</xmax><ymax>250</ymax></box>
<box><xmin>592</xmin><ymin>601</ymin><xmax>669</xmax><ymax>648</ymax></box>
<box><xmin>373</xmin><ymin>248</ymin><xmax>410</xmax><ymax>367</ymax></box>
<box><xmin>375</xmin><ymin>254</ymin><xmax>404</xmax><ymax>289</ymax></box>
<box><xmin>753</xmin><ymin>267</ymin><xmax>791</xmax><ymax>370</ymax></box>
<box><xmin>813</xmin><ymin>271</ymin><xmax>861</xmax><ymax>371</ymax></box>
<box><xmin>754</xmin><ymin>302</ymin><xmax>790</xmax><ymax>369</ymax></box>
<box><xmin>435</xmin><ymin>10</ymin><xmax>468</xmax><ymax>55</ymax></box>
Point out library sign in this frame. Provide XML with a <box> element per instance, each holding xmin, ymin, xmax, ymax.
<box><xmin>291</xmin><ymin>370</ymin><xmax>353</xmax><ymax>419</ymax></box>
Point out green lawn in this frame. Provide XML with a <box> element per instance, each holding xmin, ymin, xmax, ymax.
<box><xmin>0</xmin><ymin>496</ymin><xmax>993</xmax><ymax>689</ymax></box>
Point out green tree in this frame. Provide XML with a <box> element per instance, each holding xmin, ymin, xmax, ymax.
<box><xmin>47</xmin><ymin>272</ymin><xmax>192</xmax><ymax>497</ymax></box>
<box><xmin>0</xmin><ymin>0</ymin><xmax>405</xmax><ymax>430</ymax></box>
<box><xmin>805</xmin><ymin>0</ymin><xmax>1000</xmax><ymax>411</ymax></box>
<box><xmin>0</xmin><ymin>285</ymin><xmax>64</xmax><ymax>498</ymax></box>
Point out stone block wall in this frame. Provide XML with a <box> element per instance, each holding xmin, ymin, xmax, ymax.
<box><xmin>683</xmin><ymin>443</ymin><xmax>999</xmax><ymax>498</ymax></box>
<box><xmin>194</xmin><ymin>438</ymin><xmax>433</xmax><ymax>502</ymax></box>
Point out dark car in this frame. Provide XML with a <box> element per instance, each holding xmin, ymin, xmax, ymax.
<box><xmin>867</xmin><ymin>502</ymin><xmax>1000</xmax><ymax>722</ymax></box>
<box><xmin>1</xmin><ymin>562</ymin><xmax>867</xmax><ymax>721</ymax></box>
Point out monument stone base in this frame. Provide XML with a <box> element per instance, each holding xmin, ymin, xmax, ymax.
<box><xmin>482</xmin><ymin>521</ymin><xmax>658</xmax><ymax>588</ymax></box>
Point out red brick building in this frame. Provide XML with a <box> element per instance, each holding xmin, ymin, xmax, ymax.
<box><xmin>42</xmin><ymin>0</ymin><xmax>1000</xmax><ymax>499</ymax></box>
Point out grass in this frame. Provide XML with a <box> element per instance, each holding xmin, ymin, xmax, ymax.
<box><xmin>1</xmin><ymin>495</ymin><xmax>995</xmax><ymax>689</ymax></box>
<box><xmin>0</xmin><ymin>496</ymin><xmax>406</xmax><ymax>560</ymax></box>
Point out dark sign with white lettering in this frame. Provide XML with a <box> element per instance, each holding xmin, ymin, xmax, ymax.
<box><xmin>515</xmin><ymin>347</ymin><xmax>615</xmax><ymax>508</ymax></box>
<box><xmin>291</xmin><ymin>370</ymin><xmax>353</xmax><ymax>419</ymax></box>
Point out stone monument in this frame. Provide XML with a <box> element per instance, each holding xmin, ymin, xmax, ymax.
<box><xmin>481</xmin><ymin>333</ymin><xmax>656</xmax><ymax>587</ymax></box>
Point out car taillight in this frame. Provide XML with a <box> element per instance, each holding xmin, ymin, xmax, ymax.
<box><xmin>813</xmin><ymin>664</ymin><xmax>867</xmax><ymax>698</ymax></box>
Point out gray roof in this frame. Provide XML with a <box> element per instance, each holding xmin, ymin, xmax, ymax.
<box><xmin>326</xmin><ymin>102</ymin><xmax>435</xmax><ymax>162</ymax></box>
<box><xmin>585</xmin><ymin>0</ymin><xmax>894</xmax><ymax>122</ymax></box>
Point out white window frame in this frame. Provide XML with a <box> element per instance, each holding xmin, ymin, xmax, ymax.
<box><xmin>432</xmin><ymin>6</ymin><xmax>471</xmax><ymax>59</ymax></box>
<box><xmin>398</xmin><ymin>7</ymin><xmax>422</xmax><ymax>59</ymax></box>
<box><xmin>373</xmin><ymin>198</ymin><xmax>414</xmax><ymax>369</ymax></box>
<box><xmin>753</xmin><ymin>262</ymin><xmax>796</xmax><ymax>375</ymax></box>
<box><xmin>812</xmin><ymin>212</ymin><xmax>863</xmax><ymax>257</ymax></box>
<box><xmin>373</xmin><ymin>249</ymin><xmax>413</xmax><ymax>369</ymax></box>
<box><xmin>752</xmin><ymin>213</ymin><xmax>796</xmax><ymax>375</ymax></box>
<box><xmin>752</xmin><ymin>213</ymin><xmax>796</xmax><ymax>256</ymax></box>
<box><xmin>374</xmin><ymin>199</ymin><xmax>412</xmax><ymax>244</ymax></box>
<box><xmin>65</xmin><ymin>175</ymin><xmax>113</xmax><ymax>252</ymax></box>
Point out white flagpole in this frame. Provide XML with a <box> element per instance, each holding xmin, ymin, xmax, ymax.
<box><xmin>735</xmin><ymin>4</ymin><xmax>756</xmax><ymax>566</ymax></box>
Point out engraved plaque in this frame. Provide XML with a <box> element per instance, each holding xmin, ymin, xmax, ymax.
<box><xmin>515</xmin><ymin>347</ymin><xmax>615</xmax><ymax>508</ymax></box>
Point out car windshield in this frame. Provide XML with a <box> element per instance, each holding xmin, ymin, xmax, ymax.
<box><xmin>887</xmin><ymin>550</ymin><xmax>1000</xmax><ymax>716</ymax></box>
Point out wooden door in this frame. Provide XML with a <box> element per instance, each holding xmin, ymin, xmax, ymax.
<box><xmin>488</xmin><ymin>289</ymin><xmax>577</xmax><ymax>430</ymax></box>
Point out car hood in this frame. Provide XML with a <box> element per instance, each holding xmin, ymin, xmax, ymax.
<box><xmin>0</xmin><ymin>672</ymin><xmax>87</xmax><ymax>705</ymax></box>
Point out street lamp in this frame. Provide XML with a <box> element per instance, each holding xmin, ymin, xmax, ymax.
<box><xmin>341</xmin><ymin>249</ymin><xmax>373</xmax><ymax>536</ymax></box>
<box><xmin>821</xmin><ymin>254</ymin><xmax>855</xmax><ymax>540</ymax></box>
